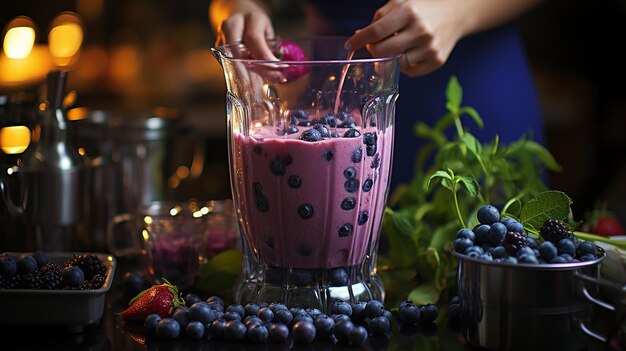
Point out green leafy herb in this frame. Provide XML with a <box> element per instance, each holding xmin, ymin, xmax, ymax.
<box><xmin>196</xmin><ymin>249</ymin><xmax>242</xmax><ymax>299</ymax></box>
<box><xmin>519</xmin><ymin>190</ymin><xmax>571</xmax><ymax>233</ymax></box>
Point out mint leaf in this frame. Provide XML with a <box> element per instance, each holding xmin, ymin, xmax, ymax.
<box><xmin>445</xmin><ymin>76</ymin><xmax>462</xmax><ymax>113</ymax></box>
<box><xmin>383</xmin><ymin>208</ymin><xmax>419</xmax><ymax>267</ymax></box>
<box><xmin>427</xmin><ymin>170</ymin><xmax>453</xmax><ymax>191</ymax></box>
<box><xmin>408</xmin><ymin>282</ymin><xmax>441</xmax><ymax>305</ymax></box>
<box><xmin>520</xmin><ymin>191</ymin><xmax>571</xmax><ymax>230</ymax></box>
<box><xmin>460</xmin><ymin>133</ymin><xmax>483</xmax><ymax>162</ymax></box>
<box><xmin>457</xmin><ymin>175</ymin><xmax>480</xmax><ymax>198</ymax></box>
<box><xmin>502</xmin><ymin>197</ymin><xmax>522</xmax><ymax>218</ymax></box>
<box><xmin>459</xmin><ymin>106</ymin><xmax>484</xmax><ymax>128</ymax></box>
<box><xmin>196</xmin><ymin>250</ymin><xmax>242</xmax><ymax>295</ymax></box>
<box><xmin>522</xmin><ymin>140</ymin><xmax>562</xmax><ymax>172</ymax></box>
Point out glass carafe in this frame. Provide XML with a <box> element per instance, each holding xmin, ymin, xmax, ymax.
<box><xmin>212</xmin><ymin>37</ymin><xmax>399</xmax><ymax>311</ymax></box>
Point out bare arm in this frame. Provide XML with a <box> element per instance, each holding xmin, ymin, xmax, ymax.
<box><xmin>345</xmin><ymin>0</ymin><xmax>543</xmax><ymax>77</ymax></box>
<box><xmin>209</xmin><ymin>0</ymin><xmax>277</xmax><ymax>59</ymax></box>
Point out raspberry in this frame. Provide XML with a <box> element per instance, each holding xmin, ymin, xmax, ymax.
<box><xmin>501</xmin><ymin>231</ymin><xmax>528</xmax><ymax>254</ymax></box>
<box><xmin>64</xmin><ymin>254</ymin><xmax>107</xmax><ymax>280</ymax></box>
<box><xmin>540</xmin><ymin>219</ymin><xmax>570</xmax><ymax>243</ymax></box>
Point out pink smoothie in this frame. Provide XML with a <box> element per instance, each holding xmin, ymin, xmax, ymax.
<box><xmin>232</xmin><ymin>121</ymin><xmax>393</xmax><ymax>269</ymax></box>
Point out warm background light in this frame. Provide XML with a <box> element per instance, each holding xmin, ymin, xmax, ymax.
<box><xmin>49</xmin><ymin>12</ymin><xmax>84</xmax><ymax>67</ymax></box>
<box><xmin>3</xmin><ymin>26</ymin><xmax>35</xmax><ymax>59</ymax></box>
<box><xmin>0</xmin><ymin>126</ymin><xmax>31</xmax><ymax>154</ymax></box>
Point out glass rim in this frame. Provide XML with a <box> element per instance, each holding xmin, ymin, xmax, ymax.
<box><xmin>213</xmin><ymin>36</ymin><xmax>401</xmax><ymax>65</ymax></box>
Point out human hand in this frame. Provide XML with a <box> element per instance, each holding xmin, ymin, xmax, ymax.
<box><xmin>344</xmin><ymin>0</ymin><xmax>465</xmax><ymax>77</ymax></box>
<box><xmin>215</xmin><ymin>2</ymin><xmax>278</xmax><ymax>60</ymax></box>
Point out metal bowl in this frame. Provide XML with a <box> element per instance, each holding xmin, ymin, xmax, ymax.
<box><xmin>455</xmin><ymin>249</ymin><xmax>605</xmax><ymax>351</ymax></box>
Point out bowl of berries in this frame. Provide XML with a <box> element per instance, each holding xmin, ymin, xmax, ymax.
<box><xmin>452</xmin><ymin>205</ymin><xmax>606</xmax><ymax>351</ymax></box>
<box><xmin>0</xmin><ymin>251</ymin><xmax>115</xmax><ymax>325</ymax></box>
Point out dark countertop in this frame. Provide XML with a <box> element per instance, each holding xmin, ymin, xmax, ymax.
<box><xmin>0</xmin><ymin>256</ymin><xmax>616</xmax><ymax>351</ymax></box>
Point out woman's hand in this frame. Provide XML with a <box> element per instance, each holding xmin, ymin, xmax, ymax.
<box><xmin>344</xmin><ymin>0</ymin><xmax>465</xmax><ymax>77</ymax></box>
<box><xmin>213</xmin><ymin>0</ymin><xmax>278</xmax><ymax>60</ymax></box>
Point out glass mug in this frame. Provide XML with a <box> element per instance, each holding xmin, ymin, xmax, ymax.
<box><xmin>107</xmin><ymin>200</ymin><xmax>238</xmax><ymax>289</ymax></box>
<box><xmin>212</xmin><ymin>37</ymin><xmax>400</xmax><ymax>311</ymax></box>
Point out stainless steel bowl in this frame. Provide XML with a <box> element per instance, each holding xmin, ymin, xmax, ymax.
<box><xmin>455</xmin><ymin>249</ymin><xmax>606</xmax><ymax>351</ymax></box>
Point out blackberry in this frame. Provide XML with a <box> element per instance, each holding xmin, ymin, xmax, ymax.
<box><xmin>64</xmin><ymin>254</ymin><xmax>107</xmax><ymax>280</ymax></box>
<box><xmin>89</xmin><ymin>274</ymin><xmax>106</xmax><ymax>289</ymax></box>
<box><xmin>20</xmin><ymin>272</ymin><xmax>42</xmax><ymax>289</ymax></box>
<box><xmin>40</xmin><ymin>262</ymin><xmax>63</xmax><ymax>289</ymax></box>
<box><xmin>501</xmin><ymin>231</ymin><xmax>528</xmax><ymax>254</ymax></box>
<box><xmin>540</xmin><ymin>219</ymin><xmax>570</xmax><ymax>243</ymax></box>
<box><xmin>0</xmin><ymin>274</ymin><xmax>20</xmax><ymax>289</ymax></box>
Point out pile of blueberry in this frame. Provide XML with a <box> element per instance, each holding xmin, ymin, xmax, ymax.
<box><xmin>452</xmin><ymin>205</ymin><xmax>602</xmax><ymax>264</ymax></box>
<box><xmin>0</xmin><ymin>251</ymin><xmax>107</xmax><ymax>290</ymax></box>
<box><xmin>144</xmin><ymin>296</ymin><xmax>440</xmax><ymax>345</ymax></box>
<box><xmin>284</xmin><ymin>110</ymin><xmax>374</xmax><ymax>141</ymax></box>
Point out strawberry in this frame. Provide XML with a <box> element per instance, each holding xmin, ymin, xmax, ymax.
<box><xmin>121</xmin><ymin>279</ymin><xmax>185</xmax><ymax>321</ymax></box>
<box><xmin>589</xmin><ymin>216</ymin><xmax>625</xmax><ymax>237</ymax></box>
<box><xmin>274</xmin><ymin>39</ymin><xmax>309</xmax><ymax>81</ymax></box>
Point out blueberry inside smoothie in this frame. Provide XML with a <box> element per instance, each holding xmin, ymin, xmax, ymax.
<box><xmin>232</xmin><ymin>110</ymin><xmax>393</xmax><ymax>270</ymax></box>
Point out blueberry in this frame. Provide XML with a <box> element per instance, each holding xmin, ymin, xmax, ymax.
<box><xmin>500</xmin><ymin>256</ymin><xmax>518</xmax><ymax>264</ymax></box>
<box><xmin>226</xmin><ymin>304</ymin><xmax>246</xmax><ymax>318</ymax></box>
<box><xmin>350</xmin><ymin>301</ymin><xmax>367</xmax><ymax>323</ymax></box>
<box><xmin>16</xmin><ymin>255</ymin><xmax>37</xmax><ymax>275</ymax></box>
<box><xmin>63</xmin><ymin>266</ymin><xmax>85</xmax><ymax>288</ymax></box>
<box><xmin>505</xmin><ymin>220</ymin><xmax>525</xmax><ymax>235</ymax></box>
<box><xmin>550</xmin><ymin>256</ymin><xmax>568</xmax><ymax>263</ymax></box>
<box><xmin>156</xmin><ymin>318</ymin><xmax>181</xmax><ymax>340</ymax></box>
<box><xmin>0</xmin><ymin>256</ymin><xmax>17</xmax><ymax>276</ymax></box>
<box><xmin>538</xmin><ymin>241</ymin><xmax>558</xmax><ymax>261</ymax></box>
<box><xmin>287</xmin><ymin>175</ymin><xmax>302</xmax><ymax>189</ymax></box>
<box><xmin>291</xmin><ymin>110</ymin><xmax>308</xmax><ymax>120</ymax></box>
<box><xmin>366</xmin><ymin>144</ymin><xmax>377</xmax><ymax>157</ymax></box>
<box><xmin>363</xmin><ymin>132</ymin><xmax>377</xmax><ymax>146</ymax></box>
<box><xmin>580</xmin><ymin>254</ymin><xmax>597</xmax><ymax>262</ymax></box>
<box><xmin>269</xmin><ymin>323</ymin><xmax>289</xmax><ymax>342</ymax></box>
<box><xmin>300</xmin><ymin>128</ymin><xmax>322</xmax><ymax>142</ymax></box>
<box><xmin>190</xmin><ymin>302</ymin><xmax>216</xmax><ymax>324</ymax></box>
<box><xmin>269</xmin><ymin>157</ymin><xmax>288</xmax><ymax>176</ymax></box>
<box><xmin>344</xmin><ymin>129</ymin><xmax>361</xmax><ymax>138</ymax></box>
<box><xmin>293</xmin><ymin>314</ymin><xmax>314</xmax><ymax>325</ymax></box>
<box><xmin>292</xmin><ymin>320</ymin><xmax>316</xmax><ymax>344</ymax></box>
<box><xmin>329</xmin><ymin>267</ymin><xmax>348</xmax><ymax>286</ymax></box>
<box><xmin>255</xmin><ymin>196</ymin><xmax>269</xmax><ymax>212</ymax></box>
<box><xmin>477</xmin><ymin>205</ymin><xmax>500</xmax><ymax>225</ymax></box>
<box><xmin>185</xmin><ymin>293</ymin><xmax>202</xmax><ymax>307</ymax></box>
<box><xmin>331</xmin><ymin>314</ymin><xmax>352</xmax><ymax>323</ymax></box>
<box><xmin>269</xmin><ymin>302</ymin><xmax>288</xmax><ymax>313</ymax></box>
<box><xmin>351</xmin><ymin>147</ymin><xmax>362</xmax><ymax>163</ymax></box>
<box><xmin>337</xmin><ymin>111</ymin><xmax>349</xmax><ymax>121</ymax></box>
<box><xmin>526</xmin><ymin>237</ymin><xmax>539</xmax><ymax>249</ymax></box>
<box><xmin>322</xmin><ymin>150</ymin><xmax>333</xmax><ymax>161</ymax></box>
<box><xmin>206</xmin><ymin>295</ymin><xmax>224</xmax><ymax>307</ymax></box>
<box><xmin>382</xmin><ymin>309</ymin><xmax>393</xmax><ymax>321</ymax></box>
<box><xmin>314</xmin><ymin>314</ymin><xmax>335</xmax><ymax>337</ymax></box>
<box><xmin>491</xmin><ymin>245</ymin><xmax>508</xmax><ymax>259</ymax></box>
<box><xmin>453</xmin><ymin>238</ymin><xmax>473</xmax><ymax>254</ymax></box>
<box><xmin>420</xmin><ymin>304</ymin><xmax>439</xmax><ymax>323</ymax></box>
<box><xmin>518</xmin><ymin>254</ymin><xmax>539</xmax><ymax>264</ymax></box>
<box><xmin>245</xmin><ymin>303</ymin><xmax>260</xmax><ymax>317</ymax></box>
<box><xmin>343</xmin><ymin>167</ymin><xmax>357</xmax><ymax>179</ymax></box>
<box><xmin>340</xmin><ymin>197</ymin><xmax>356</xmax><ymax>210</ymax></box>
<box><xmin>298</xmin><ymin>120</ymin><xmax>312</xmax><ymax>127</ymax></box>
<box><xmin>224</xmin><ymin>320</ymin><xmax>247</xmax><ymax>341</ymax></box>
<box><xmin>209</xmin><ymin>319</ymin><xmax>227</xmax><ymax>339</ymax></box>
<box><xmin>319</xmin><ymin>113</ymin><xmax>338</xmax><ymax>127</ymax></box>
<box><xmin>358</xmin><ymin>211</ymin><xmax>369</xmax><ymax>225</ymax></box>
<box><xmin>253</xmin><ymin>144</ymin><xmax>263</xmax><ymax>155</ymax></box>
<box><xmin>331</xmin><ymin>301</ymin><xmax>353</xmax><ymax>316</ymax></box>
<box><xmin>273</xmin><ymin>309</ymin><xmax>293</xmax><ymax>325</ymax></box>
<box><xmin>362</xmin><ymin>178</ymin><xmax>373</xmax><ymax>192</ymax></box>
<box><xmin>474</xmin><ymin>224</ymin><xmax>490</xmax><ymax>245</ymax></box>
<box><xmin>481</xmin><ymin>244</ymin><xmax>495</xmax><ymax>253</ymax></box>
<box><xmin>292</xmin><ymin>269</ymin><xmax>314</xmax><ymax>286</ymax></box>
<box><xmin>286</xmin><ymin>125</ymin><xmax>299</xmax><ymax>134</ymax></box>
<box><xmin>369</xmin><ymin>316</ymin><xmax>391</xmax><ymax>335</ymax></box>
<box><xmin>364</xmin><ymin>300</ymin><xmax>384</xmax><ymax>319</ymax></box>
<box><xmin>244</xmin><ymin>316</ymin><xmax>263</xmax><ymax>327</ymax></box>
<box><xmin>313</xmin><ymin>124</ymin><xmax>330</xmax><ymax>138</ymax></box>
<box><xmin>173</xmin><ymin>307</ymin><xmax>192</xmax><ymax>329</ymax></box>
<box><xmin>559</xmin><ymin>253</ymin><xmax>574</xmax><ymax>262</ymax></box>
<box><xmin>487</xmin><ymin>222</ymin><xmax>507</xmax><ymax>245</ymax></box>
<box><xmin>516</xmin><ymin>246</ymin><xmax>536</xmax><ymax>258</ymax></box>
<box><xmin>144</xmin><ymin>313</ymin><xmax>162</xmax><ymax>335</ymax></box>
<box><xmin>341</xmin><ymin>120</ymin><xmax>357</xmax><ymax>128</ymax></box>
<box><xmin>290</xmin><ymin>306</ymin><xmax>307</xmax><ymax>317</ymax></box>
<box><xmin>348</xmin><ymin>325</ymin><xmax>368</xmax><ymax>346</ymax></box>
<box><xmin>186</xmin><ymin>321</ymin><xmax>205</xmax><ymax>340</ymax></box>
<box><xmin>370</xmin><ymin>153</ymin><xmax>380</xmax><ymax>169</ymax></box>
<box><xmin>247</xmin><ymin>324</ymin><xmax>269</xmax><ymax>343</ymax></box>
<box><xmin>464</xmin><ymin>245</ymin><xmax>484</xmax><ymax>256</ymax></box>
<box><xmin>333</xmin><ymin>320</ymin><xmax>356</xmax><ymax>344</ymax></box>
<box><xmin>557</xmin><ymin>238</ymin><xmax>577</xmax><ymax>256</ymax></box>
<box><xmin>252</xmin><ymin>182</ymin><xmax>263</xmax><ymax>197</ymax></box>
<box><xmin>446</xmin><ymin>303</ymin><xmax>461</xmax><ymax>321</ymax></box>
<box><xmin>257</xmin><ymin>307</ymin><xmax>274</xmax><ymax>322</ymax></box>
<box><xmin>456</xmin><ymin>228</ymin><xmax>476</xmax><ymax>242</ymax></box>
<box><xmin>32</xmin><ymin>251</ymin><xmax>47</xmax><ymax>268</ymax></box>
<box><xmin>306</xmin><ymin>308</ymin><xmax>322</xmax><ymax>319</ymax></box>
<box><xmin>398</xmin><ymin>302</ymin><xmax>420</xmax><ymax>324</ymax></box>
<box><xmin>338</xmin><ymin>223</ymin><xmax>354</xmax><ymax>237</ymax></box>
<box><xmin>576</xmin><ymin>241</ymin><xmax>598</xmax><ymax>258</ymax></box>
<box><xmin>298</xmin><ymin>203</ymin><xmax>314</xmax><ymax>219</ymax></box>
<box><xmin>478</xmin><ymin>253</ymin><xmax>493</xmax><ymax>261</ymax></box>
<box><xmin>344</xmin><ymin>178</ymin><xmax>360</xmax><ymax>193</ymax></box>
<box><xmin>500</xmin><ymin>216</ymin><xmax>514</xmax><ymax>226</ymax></box>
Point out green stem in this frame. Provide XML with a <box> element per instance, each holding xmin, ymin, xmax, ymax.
<box><xmin>452</xmin><ymin>183</ymin><xmax>466</xmax><ymax>228</ymax></box>
<box><xmin>574</xmin><ymin>231</ymin><xmax>626</xmax><ymax>250</ymax></box>
<box><xmin>453</xmin><ymin>114</ymin><xmax>464</xmax><ymax>138</ymax></box>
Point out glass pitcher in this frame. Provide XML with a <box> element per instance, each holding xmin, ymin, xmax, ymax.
<box><xmin>212</xmin><ymin>37</ymin><xmax>399</xmax><ymax>311</ymax></box>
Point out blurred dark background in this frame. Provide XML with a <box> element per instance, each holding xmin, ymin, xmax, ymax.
<box><xmin>1</xmin><ymin>0</ymin><xmax>625</xmax><ymax>227</ymax></box>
